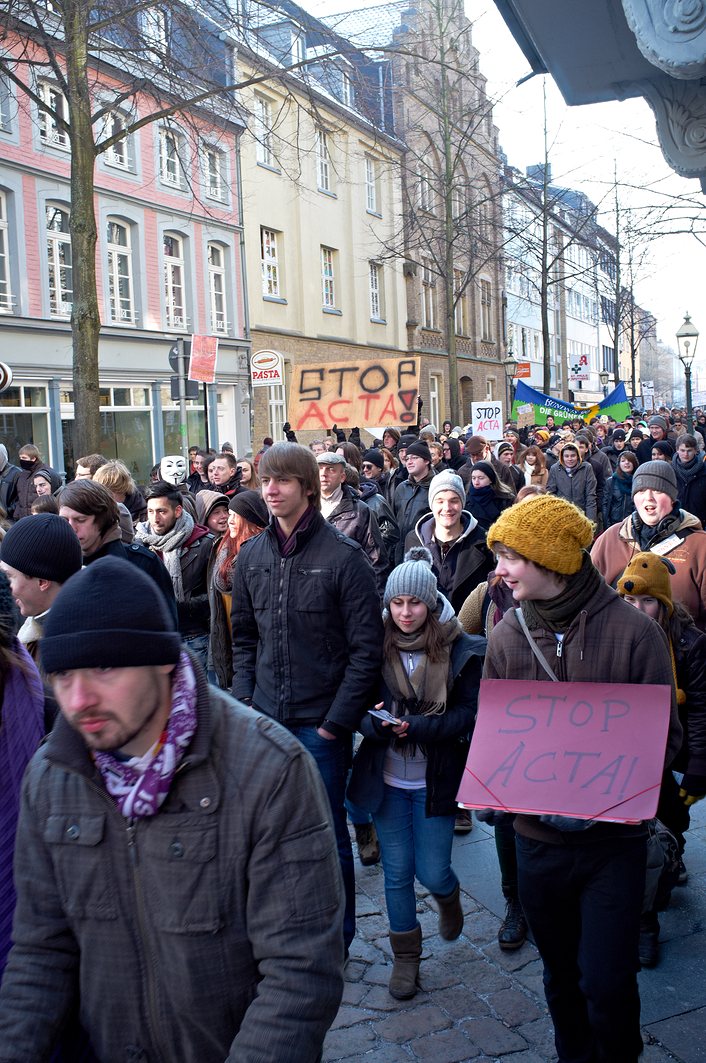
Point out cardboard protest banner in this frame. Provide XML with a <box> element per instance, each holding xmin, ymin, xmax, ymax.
<box><xmin>288</xmin><ymin>357</ymin><xmax>420</xmax><ymax>431</ymax></box>
<box><xmin>457</xmin><ymin>679</ymin><xmax>671</xmax><ymax>823</ymax></box>
<box><xmin>188</xmin><ymin>335</ymin><xmax>218</xmax><ymax>384</ymax></box>
<box><xmin>471</xmin><ymin>401</ymin><xmax>503</xmax><ymax>439</ymax></box>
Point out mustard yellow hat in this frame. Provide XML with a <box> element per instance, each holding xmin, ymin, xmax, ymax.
<box><xmin>486</xmin><ymin>495</ymin><xmax>594</xmax><ymax>575</ymax></box>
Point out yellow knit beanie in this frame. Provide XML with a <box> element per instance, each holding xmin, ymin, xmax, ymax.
<box><xmin>486</xmin><ymin>495</ymin><xmax>594</xmax><ymax>575</ymax></box>
<box><xmin>616</xmin><ymin>552</ymin><xmax>674</xmax><ymax>616</ymax></box>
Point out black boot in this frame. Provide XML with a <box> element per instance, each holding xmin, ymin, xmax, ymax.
<box><xmin>639</xmin><ymin>913</ymin><xmax>660</xmax><ymax>968</ymax></box>
<box><xmin>498</xmin><ymin>896</ymin><xmax>527</xmax><ymax>951</ymax></box>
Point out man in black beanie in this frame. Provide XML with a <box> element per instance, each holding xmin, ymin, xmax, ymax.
<box><xmin>0</xmin><ymin>556</ymin><xmax>344</xmax><ymax>1061</ymax></box>
<box><xmin>392</xmin><ymin>440</ymin><xmax>435</xmax><ymax>563</ymax></box>
<box><xmin>0</xmin><ymin>513</ymin><xmax>82</xmax><ymax>668</ymax></box>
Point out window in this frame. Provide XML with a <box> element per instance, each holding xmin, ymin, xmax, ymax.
<box><xmin>207</xmin><ymin>243</ymin><xmax>227</xmax><ymax>334</ymax></box>
<box><xmin>0</xmin><ymin>75</ymin><xmax>12</xmax><ymax>132</ymax></box>
<box><xmin>341</xmin><ymin>71</ymin><xmax>354</xmax><ymax>106</ymax></box>
<box><xmin>369</xmin><ymin>262</ymin><xmax>383</xmax><ymax>320</ymax></box>
<box><xmin>254</xmin><ymin>95</ymin><xmax>274</xmax><ymax>167</ymax></box>
<box><xmin>316</xmin><ymin>128</ymin><xmax>330</xmax><ymax>192</ymax></box>
<box><xmin>103</xmin><ymin>111</ymin><xmax>129</xmax><ymax>169</ymax></box>
<box><xmin>163</xmin><ymin>233</ymin><xmax>186</xmax><ymax>329</ymax></box>
<box><xmin>38</xmin><ymin>81</ymin><xmax>69</xmax><ymax>150</ymax></box>
<box><xmin>204</xmin><ymin>147</ymin><xmax>224</xmax><ymax>199</ymax></box>
<box><xmin>159</xmin><ymin>128</ymin><xmax>184</xmax><ymax>188</ymax></box>
<box><xmin>141</xmin><ymin>7</ymin><xmax>168</xmax><ymax>52</ymax></box>
<box><xmin>451</xmin><ymin>183</ymin><xmax>465</xmax><ymax>219</ymax></box>
<box><xmin>365</xmin><ymin>156</ymin><xmax>378</xmax><ymax>213</ymax></box>
<box><xmin>480</xmin><ymin>278</ymin><xmax>492</xmax><ymax>341</ymax></box>
<box><xmin>419</xmin><ymin>168</ymin><xmax>433</xmax><ymax>212</ymax></box>
<box><xmin>429</xmin><ymin>374</ymin><xmax>440</xmax><ymax>428</ymax></box>
<box><xmin>106</xmin><ymin>220</ymin><xmax>135</xmax><ymax>324</ymax></box>
<box><xmin>0</xmin><ymin>191</ymin><xmax>12</xmax><ymax>312</ymax></box>
<box><xmin>46</xmin><ymin>204</ymin><xmax>72</xmax><ymax>317</ymax></box>
<box><xmin>453</xmin><ymin>268</ymin><xmax>467</xmax><ymax>335</ymax></box>
<box><xmin>268</xmin><ymin>382</ymin><xmax>286</xmax><ymax>439</ymax></box>
<box><xmin>422</xmin><ymin>258</ymin><xmax>436</xmax><ymax>329</ymax></box>
<box><xmin>321</xmin><ymin>246</ymin><xmax>336</xmax><ymax>309</ymax></box>
<box><xmin>261</xmin><ymin>227</ymin><xmax>280</xmax><ymax>298</ymax></box>
<box><xmin>290</xmin><ymin>29</ymin><xmax>305</xmax><ymax>66</ymax></box>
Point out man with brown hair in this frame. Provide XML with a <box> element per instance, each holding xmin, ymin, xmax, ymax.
<box><xmin>74</xmin><ymin>453</ymin><xmax>108</xmax><ymax>479</ymax></box>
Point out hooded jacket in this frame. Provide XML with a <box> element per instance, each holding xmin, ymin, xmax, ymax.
<box><xmin>591</xmin><ymin>509</ymin><xmax>706</xmax><ymax>629</ymax></box>
<box><xmin>0</xmin><ymin>672</ymin><xmax>344</xmax><ymax>1062</ymax></box>
<box><xmin>14</xmin><ymin>463</ymin><xmax>60</xmax><ymax>521</ymax></box>
<box><xmin>484</xmin><ymin>579</ymin><xmax>683</xmax><ymax>842</ymax></box>
<box><xmin>393</xmin><ymin>469</ymin><xmax>434</xmax><ymax>564</ymax></box>
<box><xmin>405</xmin><ymin>510</ymin><xmax>493</xmax><ymax>613</ymax></box>
<box><xmin>546</xmin><ymin>447</ymin><xmax>597</xmax><ymax>521</ymax></box>
<box><xmin>0</xmin><ymin>446</ymin><xmax>19</xmax><ymax>518</ymax></box>
<box><xmin>672</xmin><ymin>453</ymin><xmax>706</xmax><ymax>527</ymax></box>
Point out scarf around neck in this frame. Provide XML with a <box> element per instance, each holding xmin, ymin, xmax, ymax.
<box><xmin>521</xmin><ymin>552</ymin><xmax>603</xmax><ymax>633</ymax></box>
<box><xmin>93</xmin><ymin>651</ymin><xmax>197</xmax><ymax>819</ymax></box>
<box><xmin>382</xmin><ymin>596</ymin><xmax>461</xmax><ymax>723</ymax></box>
<box><xmin>137</xmin><ymin>511</ymin><xmax>195</xmax><ymax>601</ymax></box>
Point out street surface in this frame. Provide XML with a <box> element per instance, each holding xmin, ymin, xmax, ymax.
<box><xmin>325</xmin><ymin>806</ymin><xmax>706</xmax><ymax>1062</ymax></box>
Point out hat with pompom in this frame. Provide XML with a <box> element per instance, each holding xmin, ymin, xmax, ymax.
<box><xmin>383</xmin><ymin>547</ymin><xmax>438</xmax><ymax>611</ymax></box>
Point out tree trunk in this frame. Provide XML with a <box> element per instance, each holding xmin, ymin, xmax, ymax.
<box><xmin>65</xmin><ymin>0</ymin><xmax>102</xmax><ymax>457</ymax></box>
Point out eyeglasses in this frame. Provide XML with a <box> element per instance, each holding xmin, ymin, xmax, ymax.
<box><xmin>442</xmin><ymin>447</ymin><xmax>451</xmax><ymax>454</ymax></box>
<box><xmin>362</xmin><ymin>463</ymin><xmax>374</xmax><ymax>470</ymax></box>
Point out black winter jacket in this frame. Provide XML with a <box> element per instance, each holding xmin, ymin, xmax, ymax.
<box><xmin>359</xmin><ymin>480</ymin><xmax>400</xmax><ymax>560</ymax></box>
<box><xmin>393</xmin><ymin>471</ymin><xmax>434</xmax><ymax>563</ymax></box>
<box><xmin>673</xmin><ymin>621</ymin><xmax>706</xmax><ymax>778</ymax></box>
<box><xmin>0</xmin><ymin>463</ymin><xmax>19</xmax><ymax>518</ymax></box>
<box><xmin>347</xmin><ymin>633</ymin><xmax>486</xmax><ymax>818</ymax></box>
<box><xmin>672</xmin><ymin>455</ymin><xmax>706</xmax><ymax>527</ymax></box>
<box><xmin>405</xmin><ymin>511</ymin><xmax>493</xmax><ymax>614</ymax></box>
<box><xmin>232</xmin><ymin>511</ymin><xmax>383</xmax><ymax>732</ymax></box>
<box><xmin>85</xmin><ymin>537</ymin><xmax>178</xmax><ymax>627</ymax></box>
<box><xmin>602</xmin><ymin>474</ymin><xmax>635</xmax><ymax>529</ymax></box>
<box><xmin>325</xmin><ymin>485</ymin><xmax>390</xmax><ymax>599</ymax></box>
<box><xmin>14</xmin><ymin>464</ymin><xmax>60</xmax><ymax>520</ymax></box>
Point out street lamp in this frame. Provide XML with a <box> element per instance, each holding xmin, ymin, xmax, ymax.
<box><xmin>598</xmin><ymin>369</ymin><xmax>610</xmax><ymax>398</ymax></box>
<box><xmin>676</xmin><ymin>313</ymin><xmax>699</xmax><ymax>432</ymax></box>
<box><xmin>503</xmin><ymin>352</ymin><xmax>518</xmax><ymax>419</ymax></box>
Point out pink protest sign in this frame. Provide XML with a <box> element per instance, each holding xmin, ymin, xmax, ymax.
<box><xmin>189</xmin><ymin>335</ymin><xmax>218</xmax><ymax>384</ymax></box>
<box><xmin>457</xmin><ymin>679</ymin><xmax>672</xmax><ymax>823</ymax></box>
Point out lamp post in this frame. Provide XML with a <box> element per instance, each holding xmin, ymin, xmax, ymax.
<box><xmin>503</xmin><ymin>352</ymin><xmax>518</xmax><ymax>421</ymax></box>
<box><xmin>676</xmin><ymin>313</ymin><xmax>699</xmax><ymax>433</ymax></box>
<box><xmin>598</xmin><ymin>368</ymin><xmax>610</xmax><ymax>398</ymax></box>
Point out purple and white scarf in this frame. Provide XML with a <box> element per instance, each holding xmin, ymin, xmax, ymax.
<box><xmin>94</xmin><ymin>651</ymin><xmax>197</xmax><ymax>818</ymax></box>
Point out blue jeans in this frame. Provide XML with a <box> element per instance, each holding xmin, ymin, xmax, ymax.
<box><xmin>182</xmin><ymin>633</ymin><xmax>209</xmax><ymax>673</ymax></box>
<box><xmin>290</xmin><ymin>727</ymin><xmax>355</xmax><ymax>950</ymax></box>
<box><xmin>373</xmin><ymin>784</ymin><xmax>457</xmax><ymax>933</ymax></box>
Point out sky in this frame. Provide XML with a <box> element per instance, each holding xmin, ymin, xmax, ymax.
<box><xmin>310</xmin><ymin>0</ymin><xmax>706</xmax><ymax>354</ymax></box>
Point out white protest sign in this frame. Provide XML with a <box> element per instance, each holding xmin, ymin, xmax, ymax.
<box><xmin>471</xmin><ymin>401</ymin><xmax>503</xmax><ymax>439</ymax></box>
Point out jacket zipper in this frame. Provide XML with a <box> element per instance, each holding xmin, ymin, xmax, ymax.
<box><xmin>277</xmin><ymin>556</ymin><xmax>286</xmax><ymax>715</ymax></box>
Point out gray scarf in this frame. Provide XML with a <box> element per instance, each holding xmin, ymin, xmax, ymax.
<box><xmin>136</xmin><ymin>511</ymin><xmax>194</xmax><ymax>601</ymax></box>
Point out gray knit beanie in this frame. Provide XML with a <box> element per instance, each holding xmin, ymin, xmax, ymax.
<box><xmin>383</xmin><ymin>547</ymin><xmax>438</xmax><ymax>611</ymax></box>
<box><xmin>428</xmin><ymin>470</ymin><xmax>465</xmax><ymax>507</ymax></box>
<box><xmin>631</xmin><ymin>460</ymin><xmax>678</xmax><ymax>501</ymax></box>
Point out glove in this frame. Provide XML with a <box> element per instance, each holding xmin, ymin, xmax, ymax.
<box><xmin>331</xmin><ymin>423</ymin><xmax>346</xmax><ymax>442</ymax></box>
<box><xmin>679</xmin><ymin>773</ymin><xmax>706</xmax><ymax>807</ymax></box>
<box><xmin>474</xmin><ymin>808</ymin><xmax>515</xmax><ymax>826</ymax></box>
<box><xmin>282</xmin><ymin>421</ymin><xmax>297</xmax><ymax>442</ymax></box>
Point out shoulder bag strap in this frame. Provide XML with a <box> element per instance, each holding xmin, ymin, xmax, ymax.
<box><xmin>514</xmin><ymin>608</ymin><xmax>558</xmax><ymax>682</ymax></box>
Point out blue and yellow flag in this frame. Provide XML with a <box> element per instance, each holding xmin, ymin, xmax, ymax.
<box><xmin>511</xmin><ymin>380</ymin><xmax>632</xmax><ymax>426</ymax></box>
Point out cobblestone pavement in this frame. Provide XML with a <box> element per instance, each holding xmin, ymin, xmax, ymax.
<box><xmin>324</xmin><ymin>809</ymin><xmax>706</xmax><ymax>1063</ymax></box>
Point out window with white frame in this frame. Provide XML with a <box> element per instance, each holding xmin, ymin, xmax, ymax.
<box><xmin>254</xmin><ymin>95</ymin><xmax>275</xmax><ymax>167</ymax></box>
<box><xmin>0</xmin><ymin>191</ymin><xmax>12</xmax><ymax>312</ymax></box>
<box><xmin>365</xmin><ymin>156</ymin><xmax>378</xmax><ymax>213</ymax></box>
<box><xmin>207</xmin><ymin>242</ymin><xmax>227</xmax><ymax>334</ymax></box>
<box><xmin>268</xmin><ymin>382</ymin><xmax>286</xmax><ymax>438</ymax></box>
<box><xmin>141</xmin><ymin>7</ymin><xmax>168</xmax><ymax>52</ymax></box>
<box><xmin>38</xmin><ymin>81</ymin><xmax>69</xmax><ymax>150</ymax></box>
<box><xmin>341</xmin><ymin>71</ymin><xmax>354</xmax><ymax>106</ymax></box>
<box><xmin>316</xmin><ymin>128</ymin><xmax>331</xmax><ymax>192</ymax></box>
<box><xmin>159</xmin><ymin>127</ymin><xmax>185</xmax><ymax>188</ymax></box>
<box><xmin>106</xmin><ymin>219</ymin><xmax>135</xmax><ymax>324</ymax></box>
<box><xmin>451</xmin><ymin>183</ymin><xmax>465</xmax><ymax>219</ymax></box>
<box><xmin>369</xmin><ymin>262</ymin><xmax>383</xmax><ymax>320</ymax></box>
<box><xmin>485</xmin><ymin>377</ymin><xmax>495</xmax><ymax>401</ymax></box>
<box><xmin>453</xmin><ymin>268</ymin><xmax>467</xmax><ymax>335</ymax></box>
<box><xmin>204</xmin><ymin>146</ymin><xmax>224</xmax><ymax>200</ymax></box>
<box><xmin>290</xmin><ymin>29</ymin><xmax>305</xmax><ymax>66</ymax></box>
<box><xmin>321</xmin><ymin>246</ymin><xmax>336</xmax><ymax>309</ymax></box>
<box><xmin>0</xmin><ymin>75</ymin><xmax>12</xmax><ymax>132</ymax></box>
<box><xmin>419</xmin><ymin>167</ymin><xmax>433</xmax><ymax>212</ymax></box>
<box><xmin>102</xmin><ymin>111</ymin><xmax>129</xmax><ymax>169</ymax></box>
<box><xmin>480</xmin><ymin>278</ymin><xmax>492</xmax><ymax>340</ymax></box>
<box><xmin>163</xmin><ymin>233</ymin><xmax>186</xmax><ymax>329</ymax></box>
<box><xmin>422</xmin><ymin>258</ymin><xmax>436</xmax><ymax>329</ymax></box>
<box><xmin>46</xmin><ymin>203</ymin><xmax>72</xmax><ymax>317</ymax></box>
<box><xmin>429</xmin><ymin>373</ymin><xmax>440</xmax><ymax>428</ymax></box>
<box><xmin>261</xmin><ymin>227</ymin><xmax>280</xmax><ymax>298</ymax></box>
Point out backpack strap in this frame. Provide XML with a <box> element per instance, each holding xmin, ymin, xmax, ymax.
<box><xmin>514</xmin><ymin>608</ymin><xmax>558</xmax><ymax>681</ymax></box>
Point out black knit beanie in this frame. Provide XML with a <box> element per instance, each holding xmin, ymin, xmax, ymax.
<box><xmin>362</xmin><ymin>448</ymin><xmax>385</xmax><ymax>470</ymax></box>
<box><xmin>41</xmin><ymin>557</ymin><xmax>181</xmax><ymax>674</ymax></box>
<box><xmin>1</xmin><ymin>514</ymin><xmax>83</xmax><ymax>584</ymax></box>
<box><xmin>228</xmin><ymin>489</ymin><xmax>269</xmax><ymax>528</ymax></box>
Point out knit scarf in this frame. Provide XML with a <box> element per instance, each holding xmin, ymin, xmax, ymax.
<box><xmin>382</xmin><ymin>597</ymin><xmax>461</xmax><ymax>736</ymax></box>
<box><xmin>614</xmin><ymin>471</ymin><xmax>633</xmax><ymax>496</ymax></box>
<box><xmin>93</xmin><ymin>651</ymin><xmax>197</xmax><ymax>819</ymax></box>
<box><xmin>137</xmin><ymin>511</ymin><xmax>194</xmax><ymax>601</ymax></box>
<box><xmin>521</xmin><ymin>552</ymin><xmax>603</xmax><ymax>633</ymax></box>
<box><xmin>631</xmin><ymin>504</ymin><xmax>682</xmax><ymax>552</ymax></box>
<box><xmin>673</xmin><ymin>455</ymin><xmax>703</xmax><ymax>488</ymax></box>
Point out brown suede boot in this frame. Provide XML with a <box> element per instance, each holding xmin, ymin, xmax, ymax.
<box><xmin>433</xmin><ymin>883</ymin><xmax>464</xmax><ymax>941</ymax></box>
<box><xmin>388</xmin><ymin>925</ymin><xmax>422</xmax><ymax>1000</ymax></box>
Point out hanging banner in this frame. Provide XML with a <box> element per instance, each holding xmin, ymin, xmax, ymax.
<box><xmin>511</xmin><ymin>380</ymin><xmax>631</xmax><ymax>426</ymax></box>
<box><xmin>188</xmin><ymin>335</ymin><xmax>218</xmax><ymax>384</ymax></box>
<box><xmin>288</xmin><ymin>357</ymin><xmax>420</xmax><ymax>431</ymax></box>
<box><xmin>457</xmin><ymin>679</ymin><xmax>671</xmax><ymax>823</ymax></box>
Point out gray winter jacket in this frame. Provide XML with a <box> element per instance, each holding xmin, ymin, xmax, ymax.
<box><xmin>546</xmin><ymin>460</ymin><xmax>598</xmax><ymax>521</ymax></box>
<box><xmin>0</xmin><ymin>671</ymin><xmax>345</xmax><ymax>1063</ymax></box>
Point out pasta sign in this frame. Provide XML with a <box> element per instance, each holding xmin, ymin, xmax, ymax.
<box><xmin>289</xmin><ymin>357</ymin><xmax>421</xmax><ymax>431</ymax></box>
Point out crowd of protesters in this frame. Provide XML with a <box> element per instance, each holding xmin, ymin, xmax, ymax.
<box><xmin>0</xmin><ymin>399</ymin><xmax>704</xmax><ymax>1062</ymax></box>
